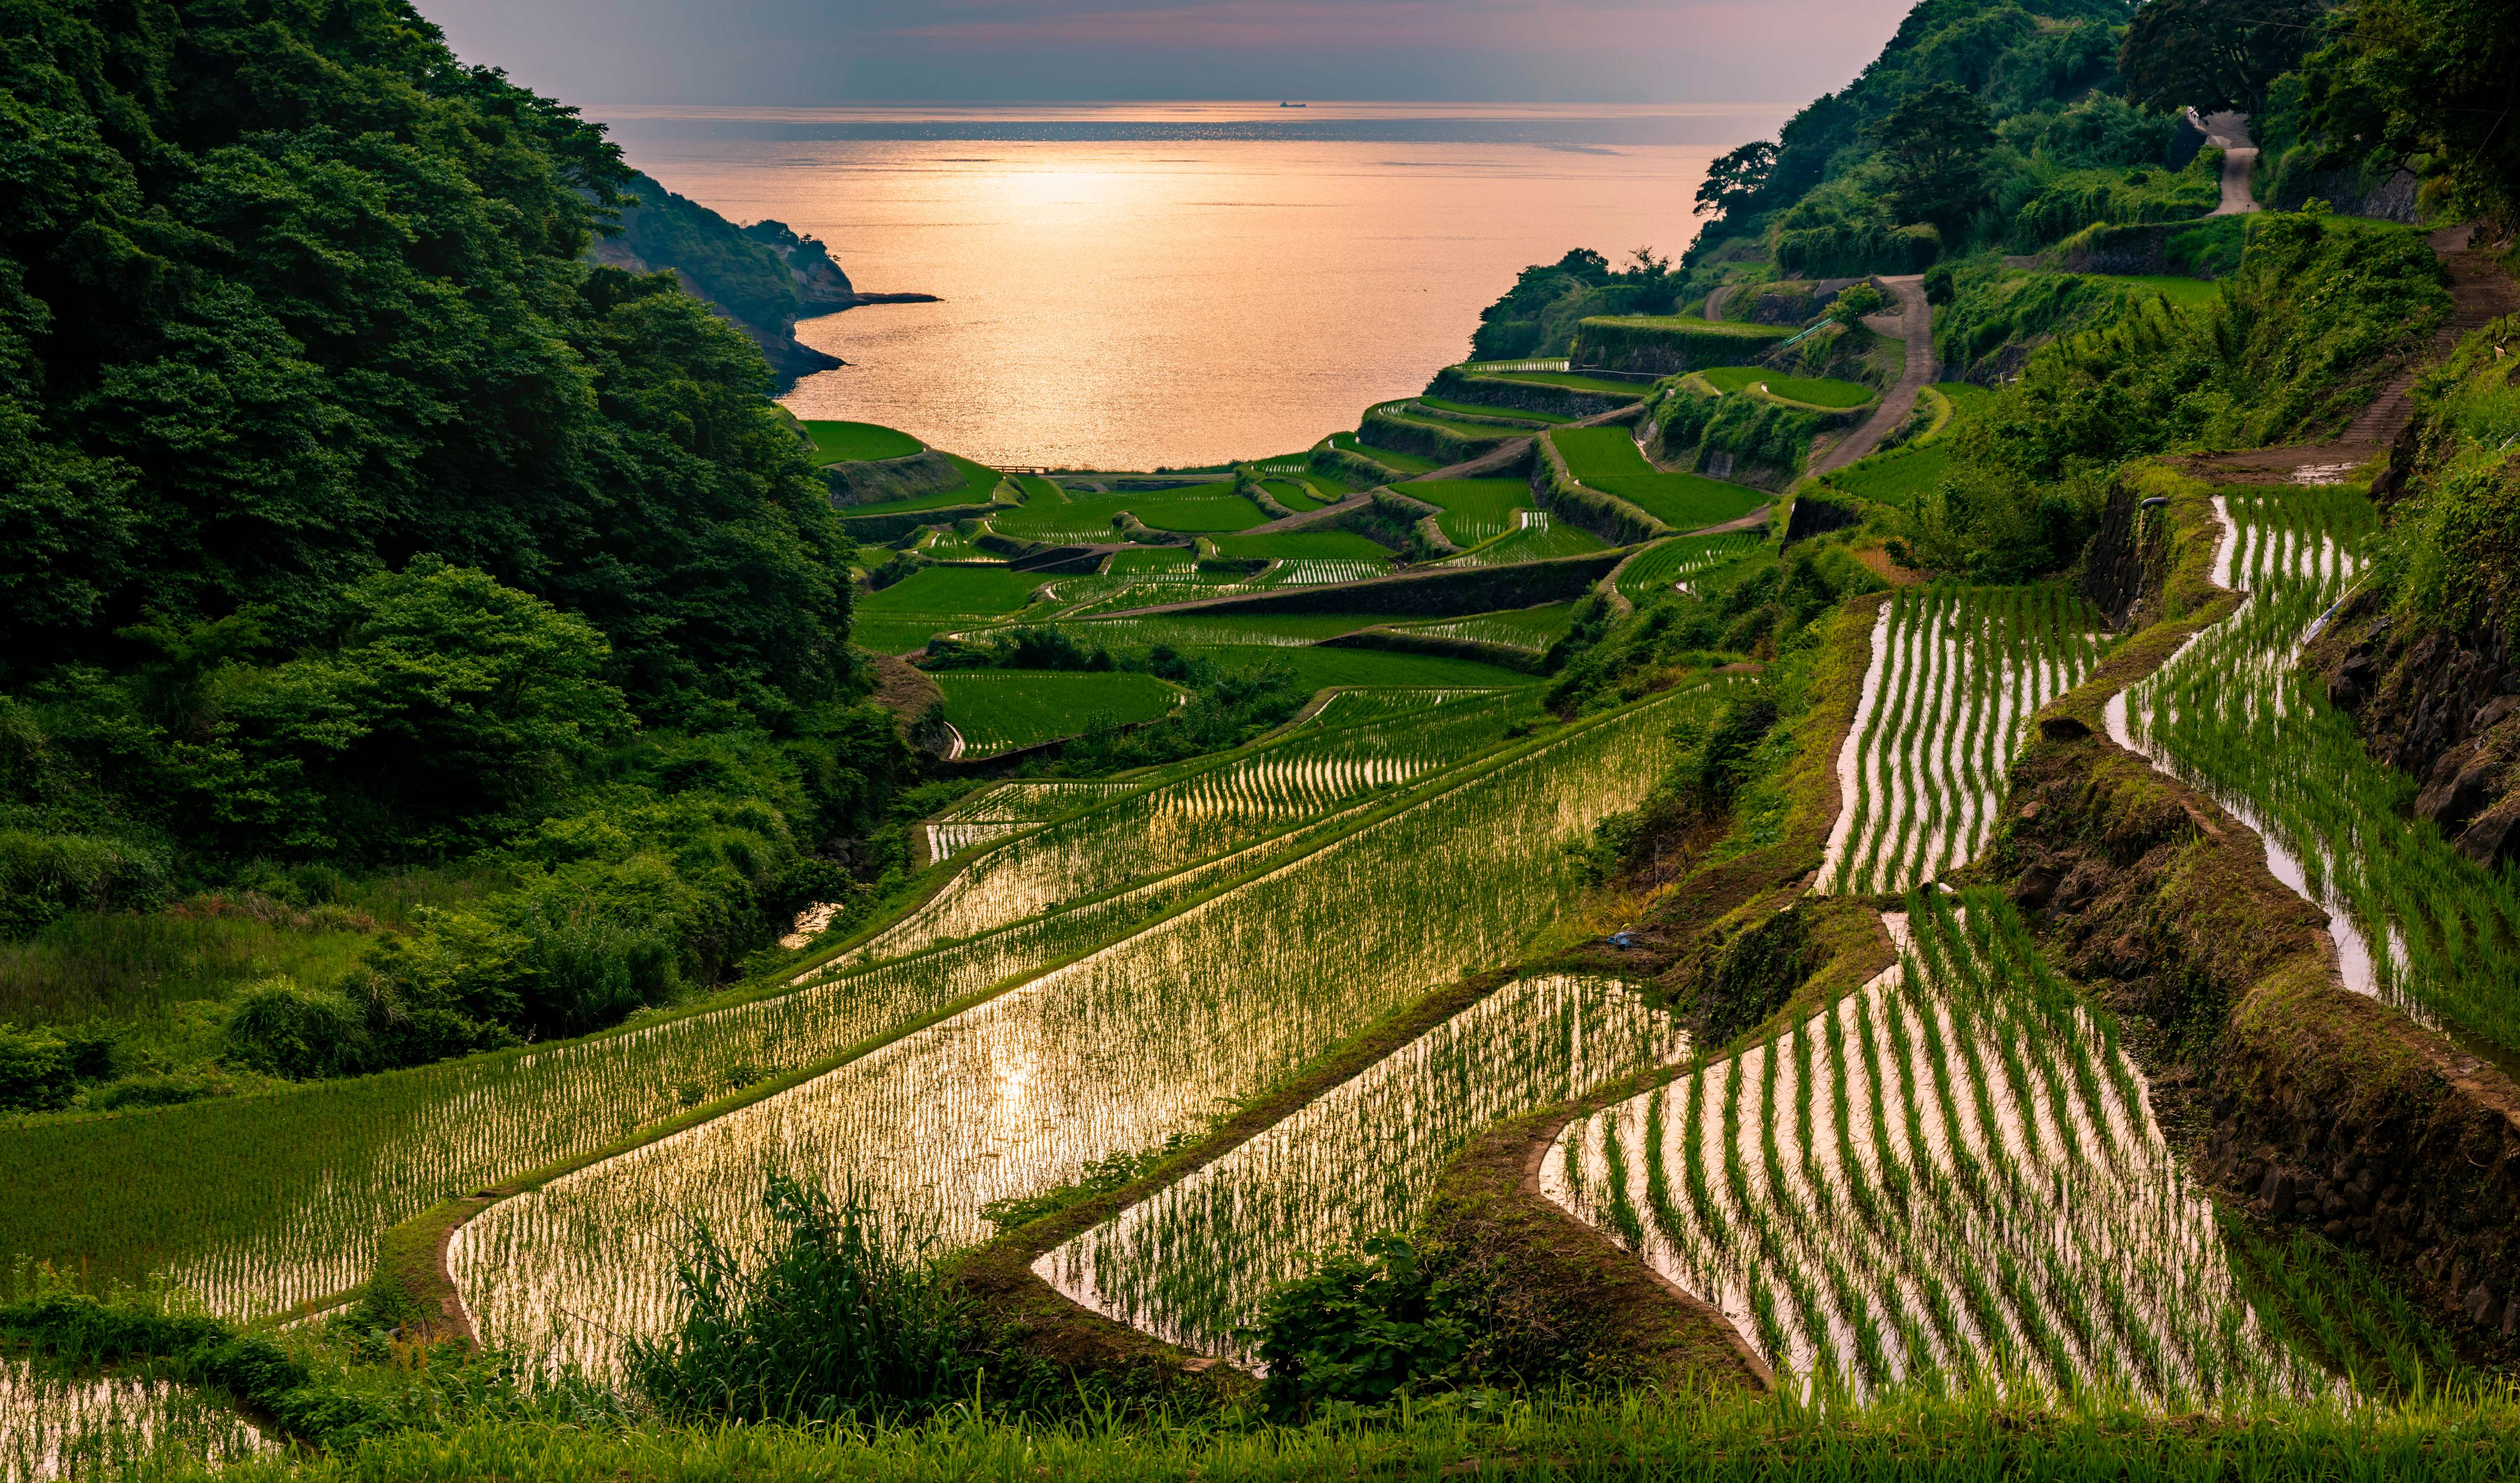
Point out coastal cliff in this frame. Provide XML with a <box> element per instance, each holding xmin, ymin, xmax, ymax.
<box><xmin>592</xmin><ymin>172</ymin><xmax>937</xmax><ymax>387</ymax></box>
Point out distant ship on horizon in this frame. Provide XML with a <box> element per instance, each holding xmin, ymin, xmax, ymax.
<box><xmin>1279</xmin><ymin>101</ymin><xmax>1306</xmax><ymax>108</ymax></box>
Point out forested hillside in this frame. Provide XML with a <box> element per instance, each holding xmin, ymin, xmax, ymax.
<box><xmin>0</xmin><ymin>1</ymin><xmax>910</xmax><ymax>1110</ymax></box>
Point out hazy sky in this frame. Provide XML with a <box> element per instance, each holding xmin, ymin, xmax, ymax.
<box><xmin>415</xmin><ymin>0</ymin><xmax>1915</xmax><ymax>106</ymax></box>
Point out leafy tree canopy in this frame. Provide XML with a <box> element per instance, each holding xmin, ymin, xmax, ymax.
<box><xmin>0</xmin><ymin>0</ymin><xmax>854</xmax><ymax>725</ymax></box>
<box><xmin>2119</xmin><ymin>0</ymin><xmax>2324</xmax><ymax>121</ymax></box>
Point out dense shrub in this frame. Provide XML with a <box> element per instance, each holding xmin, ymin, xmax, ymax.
<box><xmin>1252</xmin><ymin>1233</ymin><xmax>1479</xmax><ymax>1418</ymax></box>
<box><xmin>628</xmin><ymin>1173</ymin><xmax>986</xmax><ymax>1424</ymax></box>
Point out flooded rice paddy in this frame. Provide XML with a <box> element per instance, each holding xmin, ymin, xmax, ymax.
<box><xmin>1037</xmin><ymin>973</ymin><xmax>1686</xmax><ymax>1362</ymax></box>
<box><xmin>454</xmin><ymin>686</ymin><xmax>1711</xmax><ymax>1374</ymax></box>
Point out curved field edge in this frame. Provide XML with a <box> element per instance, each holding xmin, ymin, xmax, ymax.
<box><xmin>370</xmin><ymin>688</ymin><xmax>1699</xmax><ymax>1341</ymax></box>
<box><xmin>1993</xmin><ymin>462</ymin><xmax>2520</xmax><ymax>1346</ymax></box>
<box><xmin>1362</xmin><ymin>593</ymin><xmax>1891</xmax><ymax>1387</ymax></box>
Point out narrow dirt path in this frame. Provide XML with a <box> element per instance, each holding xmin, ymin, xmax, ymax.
<box><xmin>1808</xmin><ymin>274</ymin><xmax>1936</xmax><ymax>476</ymax></box>
<box><xmin>2185</xmin><ymin>224</ymin><xmax>2518</xmax><ymax>482</ymax></box>
<box><xmin>2202</xmin><ymin>112</ymin><xmax>2259</xmax><ymax>217</ymax></box>
<box><xmin>1703</xmin><ymin>284</ymin><xmax>1737</xmax><ymax>321</ymax></box>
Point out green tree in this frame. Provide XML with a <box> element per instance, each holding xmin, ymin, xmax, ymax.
<box><xmin>1694</xmin><ymin>141</ymin><xmax>1778</xmax><ymax>221</ymax></box>
<box><xmin>2299</xmin><ymin>0</ymin><xmax>2520</xmax><ymax>228</ymax></box>
<box><xmin>1865</xmin><ymin>82</ymin><xmax>1999</xmax><ymax>233</ymax></box>
<box><xmin>2119</xmin><ymin>0</ymin><xmax>2323</xmax><ymax>122</ymax></box>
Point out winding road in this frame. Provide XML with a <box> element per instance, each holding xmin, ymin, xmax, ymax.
<box><xmin>1808</xmin><ymin>274</ymin><xmax>1938</xmax><ymax>476</ymax></box>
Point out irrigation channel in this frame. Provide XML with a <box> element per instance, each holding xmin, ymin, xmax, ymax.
<box><xmin>1546</xmin><ymin>899</ymin><xmax>2317</xmax><ymax>1403</ymax></box>
<box><xmin>0</xmin><ymin>690</ymin><xmax>1522</xmax><ymax>1322</ymax></box>
<box><xmin>452</xmin><ymin>681</ymin><xmax>1738</xmax><ymax>1375</ymax></box>
<box><xmin>1822</xmin><ymin>585</ymin><xmax>2111</xmax><ymax>894</ymax></box>
<box><xmin>2109</xmin><ymin>490</ymin><xmax>2520</xmax><ymax>1065</ymax></box>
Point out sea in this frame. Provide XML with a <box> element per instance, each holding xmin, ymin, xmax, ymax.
<box><xmin>602</xmin><ymin>102</ymin><xmax>1788</xmax><ymax>470</ymax></box>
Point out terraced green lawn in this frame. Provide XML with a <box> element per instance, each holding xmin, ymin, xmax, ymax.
<box><xmin>1401</xmin><ymin>479</ymin><xmax>1537</xmax><ymax>546</ymax></box>
<box><xmin>1550</xmin><ymin>428</ymin><xmax>1765</xmax><ymax>530</ymax></box>
<box><xmin>1417</xmin><ymin>396</ymin><xmax>1568</xmax><ymax>424</ymax></box>
<box><xmin>934</xmin><ymin>670</ymin><xmax>1182</xmax><ymax>756</ymax></box>
<box><xmin>1209</xmin><ymin>530</ymin><xmax>1394</xmax><ymax>561</ymax></box>
<box><xmin>836</xmin><ymin>455</ymin><xmax>1008</xmax><ymax>516</ymax></box>
<box><xmin>1697</xmin><ymin>366</ymin><xmax>1876</xmax><ymax>409</ymax></box>
<box><xmin>802</xmin><ymin>419</ymin><xmax>922</xmax><ymax>465</ymax></box>
<box><xmin>1829</xmin><ymin>441</ymin><xmax>1951</xmax><ymax>503</ymax></box>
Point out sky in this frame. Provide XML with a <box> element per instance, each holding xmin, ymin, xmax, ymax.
<box><xmin>414</xmin><ymin>0</ymin><xmax>1917</xmax><ymax>107</ymax></box>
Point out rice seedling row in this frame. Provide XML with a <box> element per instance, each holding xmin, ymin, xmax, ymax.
<box><xmin>1433</xmin><ymin>510</ymin><xmax>1607</xmax><ymax>569</ymax></box>
<box><xmin>1</xmin><ymin>1358</ymin><xmax>272</xmax><ymax>1483</ymax></box>
<box><xmin>451</xmin><ymin>689</ymin><xmax>1702</xmax><ymax>1375</ymax></box>
<box><xmin>1388</xmin><ymin>603</ymin><xmax>1578</xmax><ymax>654</ymax></box>
<box><xmin>0</xmin><ymin>722</ymin><xmax>1471</xmax><ymax>1317</ymax></box>
<box><xmin>1822</xmin><ymin>586</ymin><xmax>2107</xmax><ymax>895</ymax></box>
<box><xmin>1299</xmin><ymin>687</ymin><xmax>1506</xmax><ymax>729</ymax></box>
<box><xmin>2108</xmin><ymin>490</ymin><xmax>2520</xmax><ymax>1053</ymax></box>
<box><xmin>845</xmin><ymin>694</ymin><xmax>1524</xmax><ymax>963</ymax></box>
<box><xmin>1544</xmin><ymin>895</ymin><xmax>2315</xmax><ymax>1406</ymax></box>
<box><xmin>1037</xmin><ymin>973</ymin><xmax>1687</xmax><ymax>1362</ymax></box>
<box><xmin>1613</xmin><ymin>532</ymin><xmax>1763</xmax><ymax>603</ymax></box>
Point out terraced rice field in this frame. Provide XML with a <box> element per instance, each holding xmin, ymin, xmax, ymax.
<box><xmin>1302</xmin><ymin>687</ymin><xmax>1511</xmax><ymax>727</ymax></box>
<box><xmin>1551</xmin><ymin>428</ymin><xmax>1765</xmax><ymax>531</ymax></box>
<box><xmin>995</xmin><ymin>484</ymin><xmax>1267</xmax><ymax>541</ymax></box>
<box><xmin>1388</xmin><ymin>602</ymin><xmax>1578</xmax><ymax>654</ymax></box>
<box><xmin>453</xmin><ymin>691</ymin><xmax>1698</xmax><ymax>1374</ymax></box>
<box><xmin>2113</xmin><ymin>490</ymin><xmax>2520</xmax><ymax>1054</ymax></box>
<box><xmin>1032</xmin><ymin>612</ymin><xmax>1381</xmax><ymax>650</ymax></box>
<box><xmin>934</xmin><ymin>670</ymin><xmax>1182</xmax><ymax>756</ymax></box>
<box><xmin>1209</xmin><ymin>531</ymin><xmax>1391</xmax><ymax>562</ymax></box>
<box><xmin>1403</xmin><ymin>479</ymin><xmax>1535</xmax><ymax>547</ymax></box>
<box><xmin>0</xmin><ymin>703</ymin><xmax>1518</xmax><ymax>1318</ymax></box>
<box><xmin>1698</xmin><ymin>367</ymin><xmax>1877</xmax><ymax>409</ymax></box>
<box><xmin>1249</xmin><ymin>560</ymin><xmax>1391</xmax><ymax>587</ymax></box>
<box><xmin>855</xmin><ymin>567</ymin><xmax>1053</xmax><ymax>655</ymax></box>
<box><xmin>922</xmin><ymin>780</ymin><xmax>1140</xmax><ymax>863</ymax></box>
<box><xmin>2</xmin><ymin>1360</ymin><xmax>271</xmax><ymax>1483</ymax></box>
<box><xmin>845</xmin><ymin>696</ymin><xmax>1525</xmax><ymax>965</ymax></box>
<box><xmin>1545</xmin><ymin>899</ymin><xmax>2312</xmax><ymax>1404</ymax></box>
<box><xmin>1614</xmin><ymin>531</ymin><xmax>1765</xmax><ymax>603</ymax></box>
<box><xmin>1824</xmin><ymin>586</ymin><xmax>2108</xmax><ymax>894</ymax></box>
<box><xmin>1039</xmin><ymin>973</ymin><xmax>1687</xmax><ymax>1361</ymax></box>
<box><xmin>1434</xmin><ymin>510</ymin><xmax>1608</xmax><ymax>567</ymax></box>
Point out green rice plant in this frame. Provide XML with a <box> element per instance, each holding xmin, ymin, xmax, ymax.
<box><xmin>1547</xmin><ymin>894</ymin><xmax>2321</xmax><ymax>1406</ymax></box>
<box><xmin>1549</xmin><ymin>428</ymin><xmax>1765</xmax><ymax>531</ymax></box>
<box><xmin>841</xmin><ymin>692</ymin><xmax>1528</xmax><ymax>965</ymax></box>
<box><xmin>1398</xmin><ymin>480</ymin><xmax>1534</xmax><ymax>547</ymax></box>
<box><xmin>1207</xmin><ymin>532</ymin><xmax>1390</xmax><ymax>562</ymax></box>
<box><xmin>1416</xmin><ymin>396</ymin><xmax>1569</xmax><ymax>425</ymax></box>
<box><xmin>0</xmin><ymin>704</ymin><xmax>1523</xmax><ymax>1320</ymax></box>
<box><xmin>1323</xmin><ymin>433</ymin><xmax>1440</xmax><ymax>475</ymax></box>
<box><xmin>2114</xmin><ymin>489</ymin><xmax>2520</xmax><ymax>1053</ymax></box>
<box><xmin>452</xmin><ymin>690</ymin><xmax>1702</xmax><ymax>1374</ymax></box>
<box><xmin>1298</xmin><ymin>687</ymin><xmax>1510</xmax><ymax>729</ymax></box>
<box><xmin>992</xmin><ymin>484</ymin><xmax>1266</xmax><ymax>542</ymax></box>
<box><xmin>859</xmin><ymin>567</ymin><xmax>1048</xmax><ymax>618</ymax></box>
<box><xmin>1037</xmin><ymin>973</ymin><xmax>1684</xmax><ymax>1360</ymax></box>
<box><xmin>1613</xmin><ymin>532</ymin><xmax>1763</xmax><ymax>605</ymax></box>
<box><xmin>933</xmin><ymin>671</ymin><xmax>1182</xmax><ymax>757</ymax></box>
<box><xmin>1430</xmin><ymin>510</ymin><xmax>1609</xmax><ymax>569</ymax></box>
<box><xmin>1698</xmin><ymin>367</ymin><xmax>1877</xmax><ymax>410</ymax></box>
<box><xmin>1258</xmin><ymin>479</ymin><xmax>1325</xmax><ymax>513</ymax></box>
<box><xmin>1823</xmin><ymin>585</ymin><xmax>2109</xmax><ymax>894</ymax></box>
<box><xmin>1383</xmin><ymin>603</ymin><xmax>1578</xmax><ymax>654</ymax></box>
<box><xmin>0</xmin><ymin>1355</ymin><xmax>273</xmax><ymax>1481</ymax></box>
